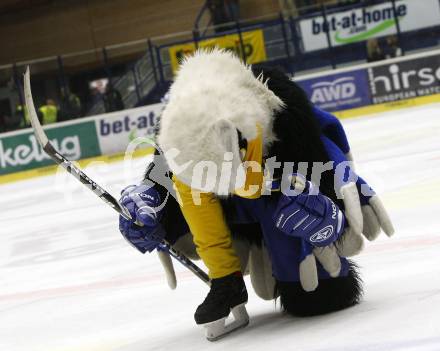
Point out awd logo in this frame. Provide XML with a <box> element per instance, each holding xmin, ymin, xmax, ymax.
<box><xmin>310</xmin><ymin>77</ymin><xmax>356</xmax><ymax>104</ymax></box>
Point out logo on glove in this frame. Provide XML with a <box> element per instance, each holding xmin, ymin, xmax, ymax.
<box><xmin>310</xmin><ymin>225</ymin><xmax>334</xmax><ymax>243</ymax></box>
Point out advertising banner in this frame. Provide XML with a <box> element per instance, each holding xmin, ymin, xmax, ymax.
<box><xmin>299</xmin><ymin>0</ymin><xmax>440</xmax><ymax>52</ymax></box>
<box><xmin>368</xmin><ymin>54</ymin><xmax>440</xmax><ymax>104</ymax></box>
<box><xmin>95</xmin><ymin>103</ymin><xmax>164</xmax><ymax>155</ymax></box>
<box><xmin>168</xmin><ymin>29</ymin><xmax>266</xmax><ymax>74</ymax></box>
<box><xmin>0</xmin><ymin>121</ymin><xmax>100</xmax><ymax>175</ymax></box>
<box><xmin>297</xmin><ymin>69</ymin><xmax>371</xmax><ymax>112</ymax></box>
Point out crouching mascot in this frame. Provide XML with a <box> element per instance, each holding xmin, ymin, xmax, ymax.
<box><xmin>118</xmin><ymin>49</ymin><xmax>394</xmax><ymax>341</ymax></box>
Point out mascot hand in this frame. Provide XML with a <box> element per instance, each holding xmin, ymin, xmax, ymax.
<box><xmin>298</xmin><ymin>240</ymin><xmax>342</xmax><ymax>292</ymax></box>
<box><xmin>273</xmin><ymin>174</ymin><xmax>345</xmax><ymax>291</ymax></box>
<box><xmin>118</xmin><ymin>184</ymin><xmax>166</xmax><ymax>253</ymax></box>
<box><xmin>355</xmin><ymin>177</ymin><xmax>395</xmax><ymax>241</ymax></box>
<box><xmin>336</xmin><ymin>179</ymin><xmax>394</xmax><ymax>257</ymax></box>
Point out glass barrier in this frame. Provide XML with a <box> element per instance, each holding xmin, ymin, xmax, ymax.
<box><xmin>105</xmin><ymin>41</ymin><xmax>152</xmax><ymax>114</ymax></box>
<box><xmin>0</xmin><ymin>65</ymin><xmax>22</xmax><ymax>133</ymax></box>
<box><xmin>1</xmin><ymin>0</ymin><xmax>439</xmax><ymax>134</ymax></box>
<box><xmin>61</xmin><ymin>50</ymin><xmax>105</xmax><ymax>119</ymax></box>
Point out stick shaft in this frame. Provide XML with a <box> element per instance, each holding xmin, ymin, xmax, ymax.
<box><xmin>23</xmin><ymin>67</ymin><xmax>210</xmax><ymax>286</ymax></box>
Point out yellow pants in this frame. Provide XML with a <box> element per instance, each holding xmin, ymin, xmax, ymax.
<box><xmin>173</xmin><ymin>177</ymin><xmax>241</xmax><ymax>279</ymax></box>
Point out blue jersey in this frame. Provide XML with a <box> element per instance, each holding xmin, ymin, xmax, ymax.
<box><xmin>228</xmin><ymin>195</ymin><xmax>350</xmax><ymax>282</ymax></box>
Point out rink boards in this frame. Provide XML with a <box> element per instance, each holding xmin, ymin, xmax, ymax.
<box><xmin>0</xmin><ymin>92</ymin><xmax>439</xmax><ymax>185</ymax></box>
<box><xmin>1</xmin><ymin>48</ymin><xmax>439</xmax><ymax>183</ymax></box>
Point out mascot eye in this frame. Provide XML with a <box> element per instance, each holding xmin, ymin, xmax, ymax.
<box><xmin>237</xmin><ymin>129</ymin><xmax>247</xmax><ymax>160</ymax></box>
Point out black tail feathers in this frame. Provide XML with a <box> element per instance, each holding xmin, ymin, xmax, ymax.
<box><xmin>276</xmin><ymin>261</ymin><xmax>363</xmax><ymax>317</ymax></box>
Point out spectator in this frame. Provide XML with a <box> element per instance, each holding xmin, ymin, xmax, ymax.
<box><xmin>59</xmin><ymin>88</ymin><xmax>82</xmax><ymax>121</ymax></box>
<box><xmin>384</xmin><ymin>35</ymin><xmax>402</xmax><ymax>59</ymax></box>
<box><xmin>103</xmin><ymin>84</ymin><xmax>124</xmax><ymax>113</ymax></box>
<box><xmin>366</xmin><ymin>38</ymin><xmax>385</xmax><ymax>63</ymax></box>
<box><xmin>16</xmin><ymin>104</ymin><xmax>30</xmax><ymax>128</ymax></box>
<box><xmin>38</xmin><ymin>99</ymin><xmax>58</xmax><ymax>125</ymax></box>
<box><xmin>88</xmin><ymin>87</ymin><xmax>103</xmax><ymax>111</ymax></box>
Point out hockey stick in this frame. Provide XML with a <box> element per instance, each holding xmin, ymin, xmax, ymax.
<box><xmin>23</xmin><ymin>67</ymin><xmax>210</xmax><ymax>286</ymax></box>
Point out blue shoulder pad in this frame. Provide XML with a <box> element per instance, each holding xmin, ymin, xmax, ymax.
<box><xmin>313</xmin><ymin>106</ymin><xmax>350</xmax><ymax>155</ymax></box>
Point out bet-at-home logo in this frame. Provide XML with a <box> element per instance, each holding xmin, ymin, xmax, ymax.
<box><xmin>312</xmin><ymin>4</ymin><xmax>407</xmax><ymax>44</ymax></box>
<box><xmin>310</xmin><ymin>77</ymin><xmax>356</xmax><ymax>104</ymax></box>
<box><xmin>0</xmin><ymin>135</ymin><xmax>80</xmax><ymax>168</ymax></box>
<box><xmin>99</xmin><ymin>113</ymin><xmax>157</xmax><ymax>141</ymax></box>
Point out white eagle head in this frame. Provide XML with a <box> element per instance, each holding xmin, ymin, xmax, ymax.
<box><xmin>158</xmin><ymin>48</ymin><xmax>284</xmax><ymax>195</ymax></box>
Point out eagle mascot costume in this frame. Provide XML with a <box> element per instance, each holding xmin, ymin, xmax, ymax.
<box><xmin>118</xmin><ymin>49</ymin><xmax>394</xmax><ymax>341</ymax></box>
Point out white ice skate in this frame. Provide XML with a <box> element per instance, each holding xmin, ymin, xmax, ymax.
<box><xmin>203</xmin><ymin>303</ymin><xmax>249</xmax><ymax>341</ymax></box>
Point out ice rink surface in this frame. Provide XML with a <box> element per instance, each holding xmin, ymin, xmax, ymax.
<box><xmin>1</xmin><ymin>103</ymin><xmax>440</xmax><ymax>351</ymax></box>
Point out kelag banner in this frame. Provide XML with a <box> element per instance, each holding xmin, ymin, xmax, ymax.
<box><xmin>368</xmin><ymin>54</ymin><xmax>440</xmax><ymax>104</ymax></box>
<box><xmin>297</xmin><ymin>69</ymin><xmax>371</xmax><ymax>112</ymax></box>
<box><xmin>0</xmin><ymin>121</ymin><xmax>100</xmax><ymax>175</ymax></box>
<box><xmin>168</xmin><ymin>29</ymin><xmax>266</xmax><ymax>74</ymax></box>
<box><xmin>299</xmin><ymin>0</ymin><xmax>440</xmax><ymax>52</ymax></box>
<box><xmin>0</xmin><ymin>103</ymin><xmax>163</xmax><ymax>176</ymax></box>
<box><xmin>95</xmin><ymin>103</ymin><xmax>164</xmax><ymax>155</ymax></box>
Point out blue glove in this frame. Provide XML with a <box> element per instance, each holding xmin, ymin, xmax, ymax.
<box><xmin>273</xmin><ymin>174</ymin><xmax>345</xmax><ymax>292</ymax></box>
<box><xmin>274</xmin><ymin>174</ymin><xmax>345</xmax><ymax>247</ymax></box>
<box><xmin>118</xmin><ymin>184</ymin><xmax>166</xmax><ymax>253</ymax></box>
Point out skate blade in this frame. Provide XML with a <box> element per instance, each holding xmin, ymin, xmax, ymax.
<box><xmin>203</xmin><ymin>303</ymin><xmax>249</xmax><ymax>341</ymax></box>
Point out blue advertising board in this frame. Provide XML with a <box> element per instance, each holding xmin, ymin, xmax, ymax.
<box><xmin>297</xmin><ymin>69</ymin><xmax>372</xmax><ymax>112</ymax></box>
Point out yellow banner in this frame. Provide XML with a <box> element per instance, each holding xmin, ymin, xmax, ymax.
<box><xmin>169</xmin><ymin>29</ymin><xmax>266</xmax><ymax>74</ymax></box>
